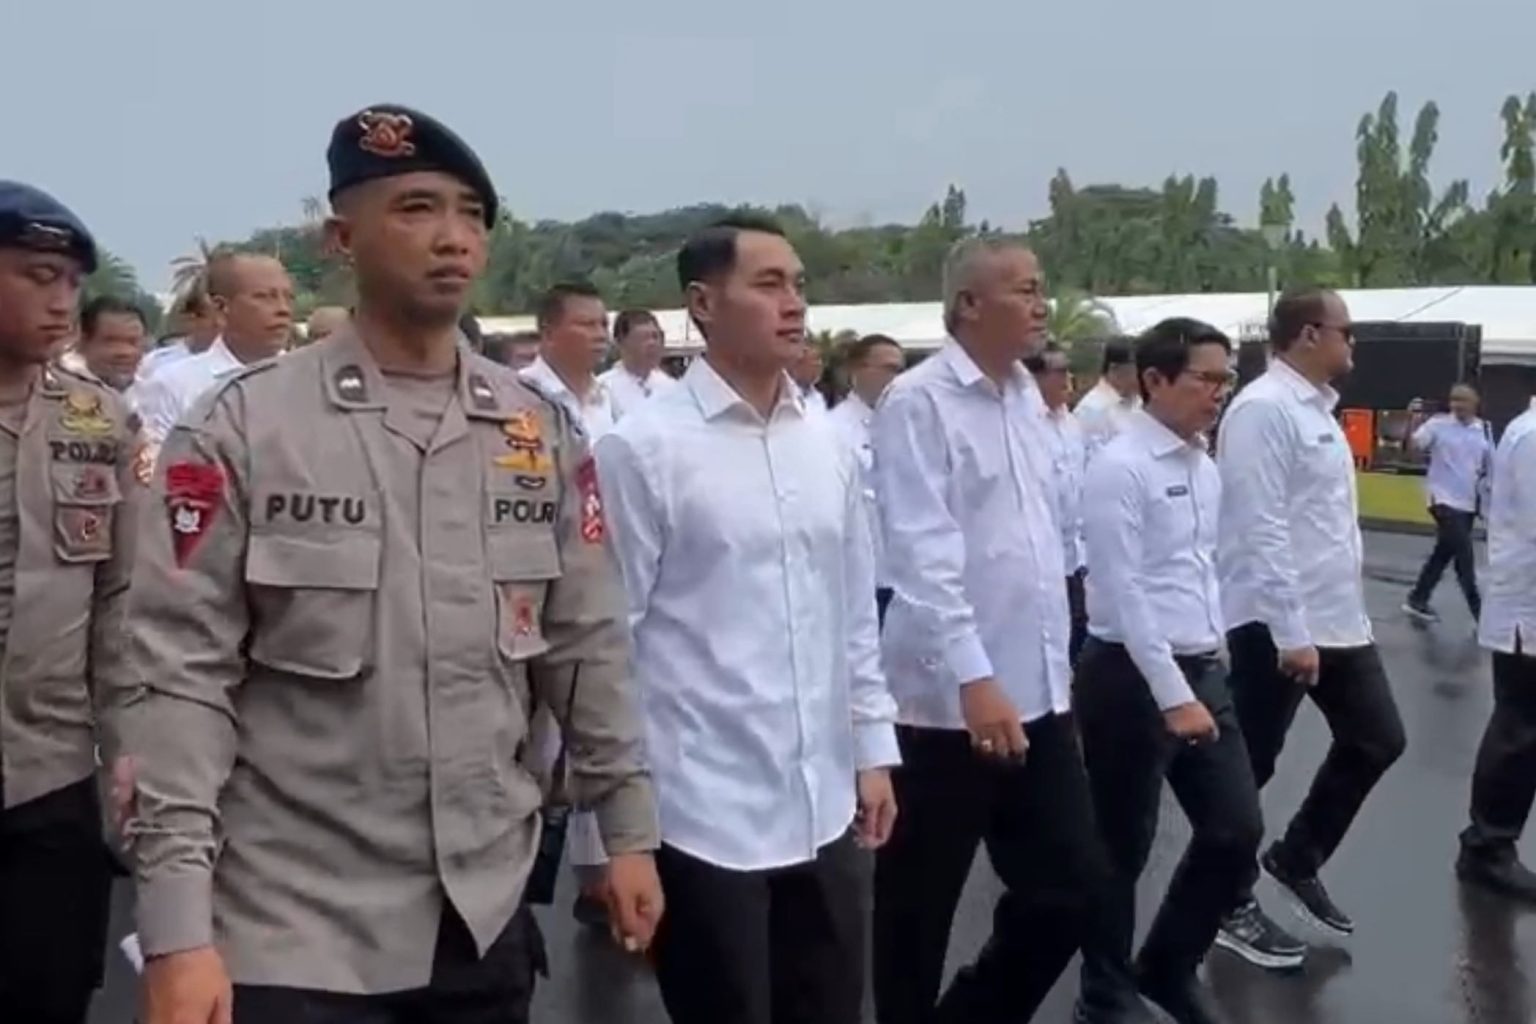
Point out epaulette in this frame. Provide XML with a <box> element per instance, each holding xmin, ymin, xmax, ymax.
<box><xmin>514</xmin><ymin>374</ymin><xmax>588</xmax><ymax>442</ymax></box>
<box><xmin>42</xmin><ymin>360</ymin><xmax>109</xmax><ymax>394</ymax></box>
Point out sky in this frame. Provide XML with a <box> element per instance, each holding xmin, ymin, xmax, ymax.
<box><xmin>8</xmin><ymin>0</ymin><xmax>1536</xmax><ymax>291</ymax></box>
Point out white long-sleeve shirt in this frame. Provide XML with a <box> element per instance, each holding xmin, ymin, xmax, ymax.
<box><xmin>599</xmin><ymin>364</ymin><xmax>678</xmax><ymax>421</ymax></box>
<box><xmin>520</xmin><ymin>357</ymin><xmax>616</xmax><ymax>439</ymax></box>
<box><xmin>827</xmin><ymin>392</ymin><xmax>888</xmax><ymax>589</ymax></box>
<box><xmin>874</xmin><ymin>341</ymin><xmax>1072</xmax><ymax>729</ymax></box>
<box><xmin>132</xmin><ymin>337</ymin><xmax>244</xmax><ymax>456</ymax></box>
<box><xmin>1039</xmin><ymin>404</ymin><xmax>1088</xmax><ymax>573</ymax></box>
<box><xmin>1479</xmin><ymin>400</ymin><xmax>1536</xmax><ymax>655</ymax></box>
<box><xmin>593</xmin><ymin>357</ymin><xmax>898</xmax><ymax>871</ymax></box>
<box><xmin>1217</xmin><ymin>358</ymin><xmax>1371</xmax><ymax>651</ymax></box>
<box><xmin>1084</xmin><ymin>411</ymin><xmax>1223</xmax><ymax>709</ymax></box>
<box><xmin>1411</xmin><ymin>413</ymin><xmax>1492</xmax><ymax>513</ymax></box>
<box><xmin>1075</xmin><ymin>378</ymin><xmax>1141</xmax><ymax>457</ymax></box>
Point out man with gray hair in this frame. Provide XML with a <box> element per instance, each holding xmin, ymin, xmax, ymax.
<box><xmin>872</xmin><ymin>237</ymin><xmax>1140</xmax><ymax>1023</ymax></box>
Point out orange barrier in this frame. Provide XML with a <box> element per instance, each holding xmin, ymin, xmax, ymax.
<box><xmin>1340</xmin><ymin>408</ymin><xmax>1374</xmax><ymax>470</ymax></box>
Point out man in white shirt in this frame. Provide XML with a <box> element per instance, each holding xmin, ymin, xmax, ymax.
<box><xmin>133</xmin><ymin>252</ymin><xmax>294</xmax><ymax>461</ymax></box>
<box><xmin>76</xmin><ymin>295</ymin><xmax>148</xmax><ymax>391</ymax></box>
<box><xmin>520</xmin><ymin>281</ymin><xmax>615</xmax><ymax>438</ymax></box>
<box><xmin>828</xmin><ymin>333</ymin><xmax>906</xmax><ymax>622</ymax></box>
<box><xmin>1077</xmin><ymin>319</ymin><xmax>1260</xmax><ymax>1024</ymax></box>
<box><xmin>1075</xmin><ymin>340</ymin><xmax>1141</xmax><ymax>456</ymax></box>
<box><xmin>1026</xmin><ymin>341</ymin><xmax>1090</xmax><ymax>664</ymax></box>
<box><xmin>1459</xmin><ymin>396</ymin><xmax>1536</xmax><ymax>901</ymax></box>
<box><xmin>135</xmin><ymin>283</ymin><xmax>223</xmax><ymax>385</ymax></box>
<box><xmin>1403</xmin><ymin>384</ymin><xmax>1492</xmax><ymax>623</ymax></box>
<box><xmin>599</xmin><ymin>308</ymin><xmax>677</xmax><ymax>420</ymax></box>
<box><xmin>790</xmin><ymin>338</ymin><xmax>828</xmax><ymax>415</ymax></box>
<box><xmin>1214</xmin><ymin>288</ymin><xmax>1406</xmax><ymax>970</ymax></box>
<box><xmin>595</xmin><ymin>214</ymin><xmax>899</xmax><ymax>1024</ymax></box>
<box><xmin>871</xmin><ymin>238</ymin><xmax>1134</xmax><ymax>1024</ymax></box>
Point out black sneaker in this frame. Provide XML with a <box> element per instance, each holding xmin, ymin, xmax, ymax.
<box><xmin>1262</xmin><ymin>846</ymin><xmax>1354</xmax><ymax>935</ymax></box>
<box><xmin>1402</xmin><ymin>600</ymin><xmax>1439</xmax><ymax>624</ymax></box>
<box><xmin>1137</xmin><ymin>970</ymin><xmax>1228</xmax><ymax>1024</ymax></box>
<box><xmin>1214</xmin><ymin>899</ymin><xmax>1307</xmax><ymax>971</ymax></box>
<box><xmin>1457</xmin><ymin>848</ymin><xmax>1536</xmax><ymax>903</ymax></box>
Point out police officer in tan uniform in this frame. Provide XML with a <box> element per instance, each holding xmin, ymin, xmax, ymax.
<box><xmin>127</xmin><ymin>105</ymin><xmax>664</xmax><ymax>1024</ymax></box>
<box><xmin>0</xmin><ymin>181</ymin><xmax>143</xmax><ymax>1024</ymax></box>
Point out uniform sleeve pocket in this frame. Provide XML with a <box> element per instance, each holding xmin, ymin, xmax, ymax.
<box><xmin>488</xmin><ymin>530</ymin><xmax>561</xmax><ymax>661</ymax></box>
<box><xmin>245</xmin><ymin>531</ymin><xmax>380</xmax><ymax>679</ymax></box>
<box><xmin>49</xmin><ymin>463</ymin><xmax>121</xmax><ymax>564</ymax></box>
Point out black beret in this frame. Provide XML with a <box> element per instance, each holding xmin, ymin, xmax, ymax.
<box><xmin>0</xmin><ymin>181</ymin><xmax>98</xmax><ymax>274</ymax></box>
<box><xmin>326</xmin><ymin>104</ymin><xmax>498</xmax><ymax>228</ymax></box>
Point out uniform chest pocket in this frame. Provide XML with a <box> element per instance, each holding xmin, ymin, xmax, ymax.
<box><xmin>488</xmin><ymin>529</ymin><xmax>562</xmax><ymax>663</ymax></box>
<box><xmin>245</xmin><ymin>531</ymin><xmax>380</xmax><ymax>679</ymax></box>
<box><xmin>49</xmin><ymin>463</ymin><xmax>121</xmax><ymax>564</ymax></box>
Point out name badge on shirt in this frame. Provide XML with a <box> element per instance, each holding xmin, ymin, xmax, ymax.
<box><xmin>1165</xmin><ymin>484</ymin><xmax>1190</xmax><ymax>498</ymax></box>
<box><xmin>1317</xmin><ymin>432</ymin><xmax>1334</xmax><ymax>444</ymax></box>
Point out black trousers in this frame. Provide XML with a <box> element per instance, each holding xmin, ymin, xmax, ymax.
<box><xmin>0</xmin><ymin>778</ymin><xmax>116</xmax><ymax>1024</ymax></box>
<box><xmin>1409</xmin><ymin>504</ymin><xmax>1481</xmax><ymax>617</ymax></box>
<box><xmin>1229</xmin><ymin>623</ymin><xmax>1406</xmax><ymax>884</ymax></box>
<box><xmin>652</xmin><ymin>832</ymin><xmax>865</xmax><ymax>1024</ymax></box>
<box><xmin>877</xmin><ymin>587</ymin><xmax>895</xmax><ymax>628</ymax></box>
<box><xmin>1075</xmin><ymin>641</ymin><xmax>1262</xmax><ymax>999</ymax></box>
<box><xmin>1462</xmin><ymin>650</ymin><xmax>1536</xmax><ymax>859</ymax></box>
<box><xmin>872</xmin><ymin>715</ymin><xmax>1127</xmax><ymax>1024</ymax></box>
<box><xmin>233</xmin><ymin>904</ymin><xmax>543</xmax><ymax>1023</ymax></box>
<box><xmin>1067</xmin><ymin>570</ymin><xmax>1088</xmax><ymax>668</ymax></box>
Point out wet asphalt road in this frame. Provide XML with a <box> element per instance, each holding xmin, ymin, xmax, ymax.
<box><xmin>91</xmin><ymin>531</ymin><xmax>1534</xmax><ymax>1023</ymax></box>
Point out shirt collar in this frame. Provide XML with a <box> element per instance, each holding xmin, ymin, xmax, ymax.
<box><xmin>1128</xmin><ymin>408</ymin><xmax>1199</xmax><ymax>458</ymax></box>
<box><xmin>524</xmin><ymin>356</ymin><xmax>607</xmax><ymax>407</ymax></box>
<box><xmin>685</xmin><ymin>357</ymin><xmax>802</xmax><ymax>423</ymax></box>
<box><xmin>1094</xmin><ymin>379</ymin><xmax>1136</xmax><ymax>408</ymax></box>
<box><xmin>1270</xmin><ymin>356</ymin><xmax>1339</xmax><ymax>411</ymax></box>
<box><xmin>940</xmin><ymin>339</ymin><xmax>1030</xmax><ymax>396</ymax></box>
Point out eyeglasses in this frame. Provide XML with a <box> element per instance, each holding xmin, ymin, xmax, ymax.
<box><xmin>1184</xmin><ymin>369</ymin><xmax>1237</xmax><ymax>391</ymax></box>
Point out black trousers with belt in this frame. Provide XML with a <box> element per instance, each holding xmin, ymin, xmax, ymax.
<box><xmin>233</xmin><ymin>904</ymin><xmax>544</xmax><ymax>1024</ymax></box>
<box><xmin>651</xmin><ymin>832</ymin><xmax>866</xmax><ymax>1024</ymax></box>
<box><xmin>1228</xmin><ymin>622</ymin><xmax>1406</xmax><ymax>885</ymax></box>
<box><xmin>1074</xmin><ymin>640</ymin><xmax>1262</xmax><ymax>1001</ymax></box>
<box><xmin>1409</xmin><ymin>504</ymin><xmax>1481</xmax><ymax>617</ymax></box>
<box><xmin>872</xmin><ymin>714</ymin><xmax>1130</xmax><ymax>1024</ymax></box>
<box><xmin>0</xmin><ymin>777</ymin><xmax>116</xmax><ymax>1024</ymax></box>
<box><xmin>1462</xmin><ymin>650</ymin><xmax>1536</xmax><ymax>860</ymax></box>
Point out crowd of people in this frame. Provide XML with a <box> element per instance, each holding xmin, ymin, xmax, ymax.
<box><xmin>0</xmin><ymin>99</ymin><xmax>1532</xmax><ymax>1024</ymax></box>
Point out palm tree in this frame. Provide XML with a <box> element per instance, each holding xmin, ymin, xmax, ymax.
<box><xmin>83</xmin><ymin>249</ymin><xmax>138</xmax><ymax>302</ymax></box>
<box><xmin>1048</xmin><ymin>289</ymin><xmax>1119</xmax><ymax>344</ymax></box>
<box><xmin>170</xmin><ymin>236</ymin><xmax>218</xmax><ymax>294</ymax></box>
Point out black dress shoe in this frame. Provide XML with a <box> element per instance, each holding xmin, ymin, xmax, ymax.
<box><xmin>1457</xmin><ymin>849</ymin><xmax>1536</xmax><ymax>902</ymax></box>
<box><xmin>1138</xmin><ymin>971</ymin><xmax>1227</xmax><ymax>1024</ymax></box>
<box><xmin>1262</xmin><ymin>845</ymin><xmax>1354</xmax><ymax>936</ymax></box>
<box><xmin>1073</xmin><ymin>995</ymin><xmax>1156</xmax><ymax>1023</ymax></box>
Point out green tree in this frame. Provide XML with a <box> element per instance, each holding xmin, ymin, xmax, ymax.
<box><xmin>1048</xmin><ymin>289</ymin><xmax>1118</xmax><ymax>343</ymax></box>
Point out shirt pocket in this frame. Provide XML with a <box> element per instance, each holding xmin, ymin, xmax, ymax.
<box><xmin>245</xmin><ymin>530</ymin><xmax>380</xmax><ymax>679</ymax></box>
<box><xmin>49</xmin><ymin>463</ymin><xmax>121</xmax><ymax>563</ymax></box>
<box><xmin>487</xmin><ymin>528</ymin><xmax>562</xmax><ymax>663</ymax></box>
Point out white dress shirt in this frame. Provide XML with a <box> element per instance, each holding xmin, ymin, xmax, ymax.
<box><xmin>800</xmin><ymin>385</ymin><xmax>828</xmax><ymax>417</ymax></box>
<box><xmin>1039</xmin><ymin>404</ymin><xmax>1088</xmax><ymax>573</ymax></box>
<box><xmin>1084</xmin><ymin>411</ymin><xmax>1223</xmax><ymax>710</ymax></box>
<box><xmin>599</xmin><ymin>364</ymin><xmax>678</xmax><ymax>421</ymax></box>
<box><xmin>1479</xmin><ymin>400</ymin><xmax>1536</xmax><ymax>655</ymax></box>
<box><xmin>594</xmin><ymin>357</ymin><xmax>899</xmax><ymax>871</ymax></box>
<box><xmin>1217</xmin><ymin>358</ymin><xmax>1371</xmax><ymax>651</ymax></box>
<box><xmin>827</xmin><ymin>392</ymin><xmax>889</xmax><ymax>589</ymax></box>
<box><xmin>1075</xmin><ymin>378</ymin><xmax>1141</xmax><ymax>456</ymax></box>
<box><xmin>520</xmin><ymin>357</ymin><xmax>617</xmax><ymax>439</ymax></box>
<box><xmin>874</xmin><ymin>341</ymin><xmax>1072</xmax><ymax>729</ymax></box>
<box><xmin>1412</xmin><ymin>413</ymin><xmax>1493</xmax><ymax>513</ymax></box>
<box><xmin>136</xmin><ymin>339</ymin><xmax>194</xmax><ymax>381</ymax></box>
<box><xmin>134</xmin><ymin>337</ymin><xmax>245</xmax><ymax>454</ymax></box>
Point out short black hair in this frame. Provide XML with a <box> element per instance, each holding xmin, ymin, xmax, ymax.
<box><xmin>80</xmin><ymin>295</ymin><xmax>147</xmax><ymax>338</ymax></box>
<box><xmin>845</xmin><ymin>333</ymin><xmax>903</xmax><ymax>367</ymax></box>
<box><xmin>1023</xmin><ymin>340</ymin><xmax>1067</xmax><ymax>375</ymax></box>
<box><xmin>1101</xmin><ymin>340</ymin><xmax>1134</xmax><ymax>373</ymax></box>
<box><xmin>614</xmin><ymin>308</ymin><xmax>660</xmax><ymax>342</ymax></box>
<box><xmin>1269</xmin><ymin>287</ymin><xmax>1335</xmax><ymax>351</ymax></box>
<box><xmin>676</xmin><ymin>212</ymin><xmax>787</xmax><ymax>292</ymax></box>
<box><xmin>536</xmin><ymin>281</ymin><xmax>603</xmax><ymax>333</ymax></box>
<box><xmin>1135</xmin><ymin>317</ymin><xmax>1232</xmax><ymax>401</ymax></box>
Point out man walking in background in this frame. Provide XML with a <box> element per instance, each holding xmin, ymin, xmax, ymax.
<box><xmin>1403</xmin><ymin>384</ymin><xmax>1492</xmax><ymax>624</ymax></box>
<box><xmin>521</xmin><ymin>281</ymin><xmax>615</xmax><ymax>436</ymax></box>
<box><xmin>600</xmin><ymin>308</ymin><xmax>676</xmax><ymax>420</ymax></box>
<box><xmin>1076</xmin><ymin>340</ymin><xmax>1140</xmax><ymax>456</ymax></box>
<box><xmin>1027</xmin><ymin>341</ymin><xmax>1090</xmax><ymax>664</ymax></box>
<box><xmin>76</xmin><ymin>295</ymin><xmax>148</xmax><ymax>391</ymax></box>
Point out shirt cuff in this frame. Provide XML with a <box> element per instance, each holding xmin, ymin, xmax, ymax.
<box><xmin>1144</xmin><ymin>660</ymin><xmax>1198</xmax><ymax>712</ymax></box>
<box><xmin>1269</xmin><ymin>613</ymin><xmax>1312</xmax><ymax>653</ymax></box>
<box><xmin>853</xmin><ymin>720</ymin><xmax>901</xmax><ymax>770</ymax></box>
<box><xmin>137</xmin><ymin>871</ymin><xmax>214</xmax><ymax>958</ymax></box>
<box><xmin>945</xmin><ymin>632</ymin><xmax>994</xmax><ymax>687</ymax></box>
<box><xmin>593</xmin><ymin>775</ymin><xmax>661</xmax><ymax>856</ymax></box>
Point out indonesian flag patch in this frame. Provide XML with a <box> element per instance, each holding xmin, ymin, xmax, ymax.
<box><xmin>165</xmin><ymin>461</ymin><xmax>224</xmax><ymax>567</ymax></box>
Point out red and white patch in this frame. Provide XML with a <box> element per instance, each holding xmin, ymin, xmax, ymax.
<box><xmin>576</xmin><ymin>456</ymin><xmax>604</xmax><ymax>545</ymax></box>
<box><xmin>165</xmin><ymin>461</ymin><xmax>224</xmax><ymax>567</ymax></box>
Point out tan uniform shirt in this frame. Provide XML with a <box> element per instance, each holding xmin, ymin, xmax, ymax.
<box><xmin>0</xmin><ymin>365</ymin><xmax>142</xmax><ymax>807</ymax></box>
<box><xmin>125</xmin><ymin>326</ymin><xmax>658</xmax><ymax>994</ymax></box>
